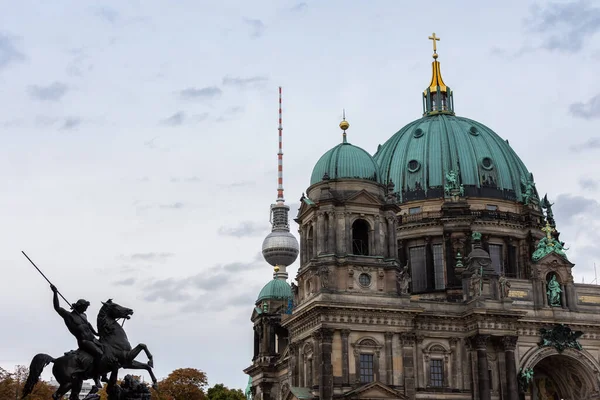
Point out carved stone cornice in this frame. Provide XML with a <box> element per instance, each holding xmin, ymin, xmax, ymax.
<box><xmin>399</xmin><ymin>332</ymin><xmax>416</xmax><ymax>346</ymax></box>
<box><xmin>502</xmin><ymin>335</ymin><xmax>518</xmax><ymax>351</ymax></box>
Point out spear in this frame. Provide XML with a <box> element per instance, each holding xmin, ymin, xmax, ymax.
<box><xmin>21</xmin><ymin>250</ymin><xmax>72</xmax><ymax>307</ymax></box>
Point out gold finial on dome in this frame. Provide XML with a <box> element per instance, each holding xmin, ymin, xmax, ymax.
<box><xmin>340</xmin><ymin>109</ymin><xmax>349</xmax><ymax>143</ymax></box>
<box><xmin>423</xmin><ymin>32</ymin><xmax>454</xmax><ymax>116</ymax></box>
<box><xmin>274</xmin><ymin>265</ymin><xmax>280</xmax><ymax>273</ymax></box>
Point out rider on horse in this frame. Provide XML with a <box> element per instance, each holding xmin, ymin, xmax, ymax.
<box><xmin>50</xmin><ymin>284</ymin><xmax>110</xmax><ymax>383</ymax></box>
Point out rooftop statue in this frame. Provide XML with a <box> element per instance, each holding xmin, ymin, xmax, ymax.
<box><xmin>532</xmin><ymin>222</ymin><xmax>569</xmax><ymax>262</ymax></box>
<box><xmin>20</xmin><ymin>252</ymin><xmax>157</xmax><ymax>400</ymax></box>
<box><xmin>520</xmin><ymin>173</ymin><xmax>539</xmax><ymax>205</ymax></box>
<box><xmin>444</xmin><ymin>168</ymin><xmax>464</xmax><ymax>197</ymax></box>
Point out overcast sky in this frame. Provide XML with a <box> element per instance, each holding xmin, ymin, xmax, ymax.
<box><xmin>1</xmin><ymin>0</ymin><xmax>600</xmax><ymax>391</ymax></box>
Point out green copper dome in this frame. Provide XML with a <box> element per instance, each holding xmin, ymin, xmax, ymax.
<box><xmin>256</xmin><ymin>279</ymin><xmax>292</xmax><ymax>303</ymax></box>
<box><xmin>373</xmin><ymin>114</ymin><xmax>534</xmax><ymax>203</ymax></box>
<box><xmin>310</xmin><ymin>141</ymin><xmax>380</xmax><ymax>185</ymax></box>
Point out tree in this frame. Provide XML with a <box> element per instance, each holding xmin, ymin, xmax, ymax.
<box><xmin>159</xmin><ymin>368</ymin><xmax>208</xmax><ymax>400</ymax></box>
<box><xmin>207</xmin><ymin>383</ymin><xmax>246</xmax><ymax>400</ymax></box>
<box><xmin>0</xmin><ymin>365</ymin><xmax>54</xmax><ymax>400</ymax></box>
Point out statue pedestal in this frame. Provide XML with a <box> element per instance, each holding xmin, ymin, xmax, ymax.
<box><xmin>107</xmin><ymin>375</ymin><xmax>152</xmax><ymax>400</ymax></box>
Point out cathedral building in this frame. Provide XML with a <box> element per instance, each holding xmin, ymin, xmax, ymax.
<box><xmin>244</xmin><ymin>35</ymin><xmax>600</xmax><ymax>400</ymax></box>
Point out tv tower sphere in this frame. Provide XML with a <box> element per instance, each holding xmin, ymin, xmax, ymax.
<box><xmin>262</xmin><ymin>220</ymin><xmax>299</xmax><ymax>268</ymax></box>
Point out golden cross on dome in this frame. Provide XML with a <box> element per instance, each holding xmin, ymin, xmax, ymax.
<box><xmin>429</xmin><ymin>32</ymin><xmax>440</xmax><ymax>54</ymax></box>
<box><xmin>541</xmin><ymin>221</ymin><xmax>556</xmax><ymax>240</ymax></box>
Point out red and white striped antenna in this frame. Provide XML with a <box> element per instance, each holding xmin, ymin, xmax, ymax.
<box><xmin>277</xmin><ymin>86</ymin><xmax>285</xmax><ymax>204</ymax></box>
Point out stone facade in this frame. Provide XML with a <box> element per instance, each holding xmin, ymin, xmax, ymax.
<box><xmin>244</xmin><ymin>174</ymin><xmax>600</xmax><ymax>400</ymax></box>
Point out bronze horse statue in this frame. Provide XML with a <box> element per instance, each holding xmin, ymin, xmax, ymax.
<box><xmin>22</xmin><ymin>299</ymin><xmax>157</xmax><ymax>400</ymax></box>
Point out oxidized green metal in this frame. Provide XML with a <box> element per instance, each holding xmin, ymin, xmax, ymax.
<box><xmin>532</xmin><ymin>235</ymin><xmax>569</xmax><ymax>262</ymax></box>
<box><xmin>518</xmin><ymin>367</ymin><xmax>534</xmax><ymax>393</ymax></box>
<box><xmin>373</xmin><ymin>114</ymin><xmax>534</xmax><ymax>203</ymax></box>
<box><xmin>471</xmin><ymin>231</ymin><xmax>482</xmax><ymax>242</ymax></box>
<box><xmin>257</xmin><ymin>279</ymin><xmax>293</xmax><ymax>303</ymax></box>
<box><xmin>547</xmin><ymin>275</ymin><xmax>562</xmax><ymax>307</ymax></box>
<box><xmin>538</xmin><ymin>324</ymin><xmax>583</xmax><ymax>353</ymax></box>
<box><xmin>310</xmin><ymin>141</ymin><xmax>380</xmax><ymax>185</ymax></box>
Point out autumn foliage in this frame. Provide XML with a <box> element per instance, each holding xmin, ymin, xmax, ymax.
<box><xmin>1</xmin><ymin>365</ymin><xmax>243</xmax><ymax>400</ymax></box>
<box><xmin>0</xmin><ymin>365</ymin><xmax>54</xmax><ymax>400</ymax></box>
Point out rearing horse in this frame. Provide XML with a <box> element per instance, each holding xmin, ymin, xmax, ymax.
<box><xmin>21</xmin><ymin>299</ymin><xmax>157</xmax><ymax>400</ymax></box>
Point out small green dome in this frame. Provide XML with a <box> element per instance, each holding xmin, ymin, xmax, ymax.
<box><xmin>256</xmin><ymin>279</ymin><xmax>292</xmax><ymax>303</ymax></box>
<box><xmin>373</xmin><ymin>114</ymin><xmax>533</xmax><ymax>203</ymax></box>
<box><xmin>310</xmin><ymin>142</ymin><xmax>380</xmax><ymax>185</ymax></box>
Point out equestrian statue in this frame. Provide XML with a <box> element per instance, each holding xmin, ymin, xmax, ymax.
<box><xmin>20</xmin><ymin>252</ymin><xmax>157</xmax><ymax>400</ymax></box>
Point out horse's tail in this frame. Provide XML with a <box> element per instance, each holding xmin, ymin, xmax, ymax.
<box><xmin>21</xmin><ymin>353</ymin><xmax>54</xmax><ymax>398</ymax></box>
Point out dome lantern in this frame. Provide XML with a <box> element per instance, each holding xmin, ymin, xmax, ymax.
<box><xmin>422</xmin><ymin>33</ymin><xmax>455</xmax><ymax>117</ymax></box>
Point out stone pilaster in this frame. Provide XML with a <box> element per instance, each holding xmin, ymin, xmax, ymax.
<box><xmin>387</xmin><ymin>213</ymin><xmax>396</xmax><ymax>259</ymax></box>
<box><xmin>318</xmin><ymin>329</ymin><xmax>334</xmax><ymax>400</ymax></box>
<box><xmin>374</xmin><ymin>215</ymin><xmax>381</xmax><ymax>256</ymax></box>
<box><xmin>384</xmin><ymin>332</ymin><xmax>394</xmax><ymax>385</ymax></box>
<box><xmin>400</xmin><ymin>333</ymin><xmax>416</xmax><ymax>398</ymax></box>
<box><xmin>341</xmin><ymin>329</ymin><xmax>350</xmax><ymax>385</ymax></box>
<box><xmin>317</xmin><ymin>211</ymin><xmax>326</xmax><ymax>255</ymax></box>
<box><xmin>566</xmin><ymin>281</ymin><xmax>578</xmax><ymax>311</ymax></box>
<box><xmin>259</xmin><ymin>382</ymin><xmax>273</xmax><ymax>400</ymax></box>
<box><xmin>312</xmin><ymin>330</ymin><xmax>322</xmax><ymax>388</ymax></box>
<box><xmin>345</xmin><ymin>213</ymin><xmax>352</xmax><ymax>255</ymax></box>
<box><xmin>502</xmin><ymin>336</ymin><xmax>519</xmax><ymax>400</ymax></box>
<box><xmin>449</xmin><ymin>337</ymin><xmax>459</xmax><ymax>389</ymax></box>
<box><xmin>327</xmin><ymin>211</ymin><xmax>336</xmax><ymax>254</ymax></box>
<box><xmin>336</xmin><ymin>212</ymin><xmax>345</xmax><ymax>255</ymax></box>
<box><xmin>415</xmin><ymin>335</ymin><xmax>424</xmax><ymax>388</ymax></box>
<box><xmin>289</xmin><ymin>343</ymin><xmax>298</xmax><ymax>386</ymax></box>
<box><xmin>475</xmin><ymin>334</ymin><xmax>491</xmax><ymax>400</ymax></box>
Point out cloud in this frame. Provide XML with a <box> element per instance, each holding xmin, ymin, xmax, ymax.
<box><xmin>569</xmin><ymin>137</ymin><xmax>600</xmax><ymax>152</ymax></box>
<box><xmin>179</xmin><ymin>86</ymin><xmax>222</xmax><ymax>100</ymax></box>
<box><xmin>291</xmin><ymin>2</ymin><xmax>308</xmax><ymax>12</ymax></box>
<box><xmin>580</xmin><ymin>178</ymin><xmax>599</xmax><ymax>191</ymax></box>
<box><xmin>219</xmin><ymin>181</ymin><xmax>256</xmax><ymax>189</ymax></box>
<box><xmin>216</xmin><ymin>106</ymin><xmax>244</xmax><ymax>122</ymax></box>
<box><xmin>553</xmin><ymin>194</ymin><xmax>600</xmax><ymax>225</ymax></box>
<box><xmin>570</xmin><ymin>94</ymin><xmax>600</xmax><ymax>119</ymax></box>
<box><xmin>114</xmin><ymin>277</ymin><xmax>136</xmax><ymax>286</ymax></box>
<box><xmin>161</xmin><ymin>111</ymin><xmax>186</xmax><ymax>126</ymax></box>
<box><xmin>159</xmin><ymin>202</ymin><xmax>185</xmax><ymax>209</ymax></box>
<box><xmin>170</xmin><ymin>176</ymin><xmax>202</xmax><ymax>183</ymax></box>
<box><xmin>218</xmin><ymin>221</ymin><xmax>268</xmax><ymax>238</ymax></box>
<box><xmin>93</xmin><ymin>6</ymin><xmax>119</xmax><ymax>23</ymax></box>
<box><xmin>0</xmin><ymin>32</ymin><xmax>25</xmax><ymax>70</ymax></box>
<box><xmin>61</xmin><ymin>117</ymin><xmax>82</xmax><ymax>130</ymax></box>
<box><xmin>222</xmin><ymin>76</ymin><xmax>268</xmax><ymax>88</ymax></box>
<box><xmin>125</xmin><ymin>252</ymin><xmax>175</xmax><ymax>262</ymax></box>
<box><xmin>525</xmin><ymin>1</ymin><xmax>600</xmax><ymax>52</ymax></box>
<box><xmin>243</xmin><ymin>18</ymin><xmax>265</xmax><ymax>38</ymax></box>
<box><xmin>28</xmin><ymin>82</ymin><xmax>69</xmax><ymax>101</ymax></box>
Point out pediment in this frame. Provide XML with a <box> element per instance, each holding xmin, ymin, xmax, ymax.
<box><xmin>535</xmin><ymin>252</ymin><xmax>574</xmax><ymax>268</ymax></box>
<box><xmin>344</xmin><ymin>381</ymin><xmax>407</xmax><ymax>399</ymax></box>
<box><xmin>297</xmin><ymin>196</ymin><xmax>317</xmax><ymax>219</ymax></box>
<box><xmin>287</xmin><ymin>387</ymin><xmax>314</xmax><ymax>400</ymax></box>
<box><xmin>344</xmin><ymin>189</ymin><xmax>383</xmax><ymax>206</ymax></box>
<box><xmin>250</xmin><ymin>307</ymin><xmax>263</xmax><ymax>321</ymax></box>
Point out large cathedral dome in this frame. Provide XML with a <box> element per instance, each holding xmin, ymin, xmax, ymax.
<box><xmin>373</xmin><ymin>45</ymin><xmax>534</xmax><ymax>203</ymax></box>
<box><xmin>373</xmin><ymin>114</ymin><xmax>532</xmax><ymax>203</ymax></box>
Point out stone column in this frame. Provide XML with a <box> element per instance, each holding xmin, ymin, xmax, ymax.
<box><xmin>384</xmin><ymin>332</ymin><xmax>394</xmax><ymax>385</ymax></box>
<box><xmin>502</xmin><ymin>336</ymin><xmax>519</xmax><ymax>400</ymax></box>
<box><xmin>299</xmin><ymin>227</ymin><xmax>305</xmax><ymax>265</ymax></box>
<box><xmin>400</xmin><ymin>333</ymin><xmax>416</xmax><ymax>398</ymax></box>
<box><xmin>566</xmin><ymin>281</ymin><xmax>578</xmax><ymax>311</ymax></box>
<box><xmin>336</xmin><ymin>212</ymin><xmax>345</xmax><ymax>255</ymax></box>
<box><xmin>449</xmin><ymin>337</ymin><xmax>458</xmax><ymax>389</ymax></box>
<box><xmin>341</xmin><ymin>329</ymin><xmax>350</xmax><ymax>385</ymax></box>
<box><xmin>345</xmin><ymin>213</ymin><xmax>352</xmax><ymax>255</ymax></box>
<box><xmin>318</xmin><ymin>329</ymin><xmax>334</xmax><ymax>400</ymax></box>
<box><xmin>259</xmin><ymin>382</ymin><xmax>273</xmax><ymax>400</ymax></box>
<box><xmin>317</xmin><ymin>212</ymin><xmax>326</xmax><ymax>255</ymax></box>
<box><xmin>415</xmin><ymin>335</ymin><xmax>424</xmax><ymax>389</ymax></box>
<box><xmin>253</xmin><ymin>326</ymin><xmax>260</xmax><ymax>360</ymax></box>
<box><xmin>312</xmin><ymin>222</ymin><xmax>318</xmax><ymax>260</ymax></box>
<box><xmin>475</xmin><ymin>334</ymin><xmax>491</xmax><ymax>400</ymax></box>
<box><xmin>560</xmin><ymin>284</ymin><xmax>567</xmax><ymax>308</ymax></box>
<box><xmin>327</xmin><ymin>211</ymin><xmax>336</xmax><ymax>254</ymax></box>
<box><xmin>289</xmin><ymin>343</ymin><xmax>298</xmax><ymax>386</ymax></box>
<box><xmin>312</xmin><ymin>331</ymin><xmax>322</xmax><ymax>389</ymax></box>
<box><xmin>387</xmin><ymin>214</ymin><xmax>396</xmax><ymax>259</ymax></box>
<box><xmin>374</xmin><ymin>215</ymin><xmax>381</xmax><ymax>256</ymax></box>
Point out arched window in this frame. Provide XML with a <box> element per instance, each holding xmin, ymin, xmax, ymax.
<box><xmin>352</xmin><ymin>219</ymin><xmax>369</xmax><ymax>256</ymax></box>
<box><xmin>352</xmin><ymin>337</ymin><xmax>382</xmax><ymax>384</ymax></box>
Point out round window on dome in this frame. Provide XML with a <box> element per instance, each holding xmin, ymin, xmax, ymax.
<box><xmin>481</xmin><ymin>157</ymin><xmax>494</xmax><ymax>170</ymax></box>
<box><xmin>407</xmin><ymin>159</ymin><xmax>421</xmax><ymax>173</ymax></box>
<box><xmin>469</xmin><ymin>126</ymin><xmax>479</xmax><ymax>136</ymax></box>
<box><xmin>413</xmin><ymin>128</ymin><xmax>424</xmax><ymax>138</ymax></box>
<box><xmin>358</xmin><ymin>273</ymin><xmax>372</xmax><ymax>287</ymax></box>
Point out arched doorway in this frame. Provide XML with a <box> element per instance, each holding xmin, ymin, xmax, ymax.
<box><xmin>521</xmin><ymin>349</ymin><xmax>600</xmax><ymax>400</ymax></box>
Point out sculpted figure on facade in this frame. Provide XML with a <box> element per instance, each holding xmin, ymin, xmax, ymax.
<box><xmin>498</xmin><ymin>273</ymin><xmax>511</xmax><ymax>299</ymax></box>
<box><xmin>547</xmin><ymin>275</ymin><xmax>562</xmax><ymax>307</ymax></box>
<box><xmin>396</xmin><ymin>264</ymin><xmax>411</xmax><ymax>295</ymax></box>
<box><xmin>470</xmin><ymin>269</ymin><xmax>482</xmax><ymax>298</ymax></box>
<box><xmin>318</xmin><ymin>266</ymin><xmax>331</xmax><ymax>288</ymax></box>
